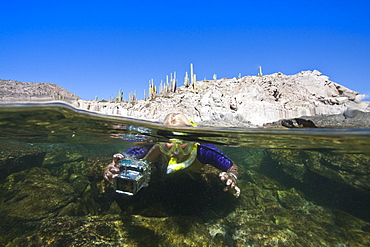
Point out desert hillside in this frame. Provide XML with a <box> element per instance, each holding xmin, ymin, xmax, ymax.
<box><xmin>0</xmin><ymin>80</ymin><xmax>79</xmax><ymax>103</ymax></box>
<box><xmin>74</xmin><ymin>70</ymin><xmax>370</xmax><ymax>127</ymax></box>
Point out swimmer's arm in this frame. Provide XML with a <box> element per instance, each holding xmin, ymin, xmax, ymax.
<box><xmin>197</xmin><ymin>144</ymin><xmax>241</xmax><ymax>197</ymax></box>
<box><xmin>219</xmin><ymin>164</ymin><xmax>240</xmax><ymax>197</ymax></box>
<box><xmin>124</xmin><ymin>143</ymin><xmax>155</xmax><ymax>159</ymax></box>
<box><xmin>142</xmin><ymin>144</ymin><xmax>161</xmax><ymax>163</ymax></box>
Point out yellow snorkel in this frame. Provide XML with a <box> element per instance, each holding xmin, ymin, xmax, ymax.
<box><xmin>161</xmin><ymin>116</ymin><xmax>198</xmax><ymax>174</ymax></box>
<box><xmin>166</xmin><ymin>143</ymin><xmax>198</xmax><ymax>174</ymax></box>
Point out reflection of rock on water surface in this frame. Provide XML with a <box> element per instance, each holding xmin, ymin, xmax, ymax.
<box><xmin>1</xmin><ymin>145</ymin><xmax>370</xmax><ymax>246</ymax></box>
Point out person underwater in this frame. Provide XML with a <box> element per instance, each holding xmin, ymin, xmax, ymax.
<box><xmin>104</xmin><ymin>113</ymin><xmax>241</xmax><ymax>197</ymax></box>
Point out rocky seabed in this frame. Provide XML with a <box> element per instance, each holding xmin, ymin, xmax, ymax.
<box><xmin>1</xmin><ymin>144</ymin><xmax>370</xmax><ymax>246</ymax></box>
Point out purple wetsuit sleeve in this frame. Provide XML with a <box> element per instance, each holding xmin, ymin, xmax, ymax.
<box><xmin>124</xmin><ymin>143</ymin><xmax>155</xmax><ymax>159</ymax></box>
<box><xmin>197</xmin><ymin>144</ymin><xmax>233</xmax><ymax>172</ymax></box>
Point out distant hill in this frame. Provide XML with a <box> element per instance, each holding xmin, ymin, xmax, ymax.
<box><xmin>0</xmin><ymin>80</ymin><xmax>80</xmax><ymax>103</ymax></box>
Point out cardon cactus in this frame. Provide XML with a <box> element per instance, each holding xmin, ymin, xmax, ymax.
<box><xmin>184</xmin><ymin>71</ymin><xmax>189</xmax><ymax>87</ymax></box>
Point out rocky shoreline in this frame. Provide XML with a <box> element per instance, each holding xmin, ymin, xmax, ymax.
<box><xmin>2</xmin><ymin>71</ymin><xmax>370</xmax><ymax>128</ymax></box>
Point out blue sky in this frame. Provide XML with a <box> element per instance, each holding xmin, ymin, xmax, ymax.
<box><xmin>1</xmin><ymin>0</ymin><xmax>369</xmax><ymax>100</ymax></box>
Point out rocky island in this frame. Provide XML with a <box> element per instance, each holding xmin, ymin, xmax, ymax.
<box><xmin>73</xmin><ymin>70</ymin><xmax>370</xmax><ymax>127</ymax></box>
<box><xmin>1</xmin><ymin>71</ymin><xmax>370</xmax><ymax>128</ymax></box>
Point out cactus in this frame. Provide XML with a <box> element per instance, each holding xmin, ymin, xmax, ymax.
<box><xmin>172</xmin><ymin>71</ymin><xmax>177</xmax><ymax>92</ymax></box>
<box><xmin>190</xmin><ymin>63</ymin><xmax>194</xmax><ymax>86</ymax></box>
<box><xmin>117</xmin><ymin>88</ymin><xmax>124</xmax><ymax>102</ymax></box>
<box><xmin>129</xmin><ymin>91</ymin><xmax>137</xmax><ymax>102</ymax></box>
<box><xmin>148</xmin><ymin>80</ymin><xmax>152</xmax><ymax>98</ymax></box>
<box><xmin>159</xmin><ymin>80</ymin><xmax>163</xmax><ymax>94</ymax></box>
<box><xmin>190</xmin><ymin>63</ymin><xmax>198</xmax><ymax>92</ymax></box>
<box><xmin>153</xmin><ymin>85</ymin><xmax>157</xmax><ymax>98</ymax></box>
<box><xmin>192</xmin><ymin>73</ymin><xmax>197</xmax><ymax>93</ymax></box>
<box><xmin>165</xmin><ymin>75</ymin><xmax>169</xmax><ymax>93</ymax></box>
<box><xmin>149</xmin><ymin>79</ymin><xmax>157</xmax><ymax>100</ymax></box>
<box><xmin>184</xmin><ymin>71</ymin><xmax>189</xmax><ymax>87</ymax></box>
<box><xmin>258</xmin><ymin>66</ymin><xmax>263</xmax><ymax>77</ymax></box>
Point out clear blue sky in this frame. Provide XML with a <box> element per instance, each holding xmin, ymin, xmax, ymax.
<box><xmin>1</xmin><ymin>0</ymin><xmax>369</xmax><ymax>100</ymax></box>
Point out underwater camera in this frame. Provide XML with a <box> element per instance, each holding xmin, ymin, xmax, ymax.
<box><xmin>114</xmin><ymin>158</ymin><xmax>151</xmax><ymax>196</ymax></box>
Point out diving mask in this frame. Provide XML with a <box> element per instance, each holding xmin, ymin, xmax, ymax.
<box><xmin>159</xmin><ymin>139</ymin><xmax>195</xmax><ymax>156</ymax></box>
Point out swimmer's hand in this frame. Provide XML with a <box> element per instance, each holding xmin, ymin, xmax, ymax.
<box><xmin>219</xmin><ymin>172</ymin><xmax>241</xmax><ymax>198</ymax></box>
<box><xmin>113</xmin><ymin>153</ymin><xmax>125</xmax><ymax>165</ymax></box>
<box><xmin>103</xmin><ymin>153</ymin><xmax>125</xmax><ymax>184</ymax></box>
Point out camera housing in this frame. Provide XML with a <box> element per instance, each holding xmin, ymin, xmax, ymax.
<box><xmin>114</xmin><ymin>158</ymin><xmax>151</xmax><ymax>196</ymax></box>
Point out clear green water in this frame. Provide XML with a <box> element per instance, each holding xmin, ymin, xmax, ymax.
<box><xmin>1</xmin><ymin>102</ymin><xmax>370</xmax><ymax>246</ymax></box>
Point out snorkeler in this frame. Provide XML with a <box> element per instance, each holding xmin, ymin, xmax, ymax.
<box><xmin>104</xmin><ymin>113</ymin><xmax>241</xmax><ymax>197</ymax></box>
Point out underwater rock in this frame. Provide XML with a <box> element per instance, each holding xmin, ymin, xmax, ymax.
<box><xmin>0</xmin><ymin>143</ymin><xmax>46</xmax><ymax>180</ymax></box>
<box><xmin>0</xmin><ymin>167</ymin><xmax>76</xmax><ymax>243</ymax></box>
<box><xmin>277</xmin><ymin>187</ymin><xmax>308</xmax><ymax>210</ymax></box>
<box><xmin>7</xmin><ymin>215</ymin><xmax>214</xmax><ymax>246</ymax></box>
<box><xmin>210</xmin><ymin>171</ymin><xmax>370</xmax><ymax>246</ymax></box>
<box><xmin>85</xmin><ymin>157</ymin><xmax>112</xmax><ymax>182</ymax></box>
<box><xmin>264</xmin><ymin>149</ymin><xmax>370</xmax><ymax>222</ymax></box>
<box><xmin>0</xmin><ymin>167</ymin><xmax>75</xmax><ymax>220</ymax></box>
<box><xmin>84</xmin><ymin>157</ymin><xmax>117</xmax><ymax>213</ymax></box>
<box><xmin>310</xmin><ymin>152</ymin><xmax>370</xmax><ymax>191</ymax></box>
<box><xmin>2</xmin><ymin>165</ymin><xmax>370</xmax><ymax>246</ymax></box>
<box><xmin>51</xmin><ymin>158</ymin><xmax>109</xmax><ymax>216</ymax></box>
<box><xmin>267</xmin><ymin>149</ymin><xmax>370</xmax><ymax>192</ymax></box>
<box><xmin>42</xmin><ymin>147</ymin><xmax>84</xmax><ymax>167</ymax></box>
